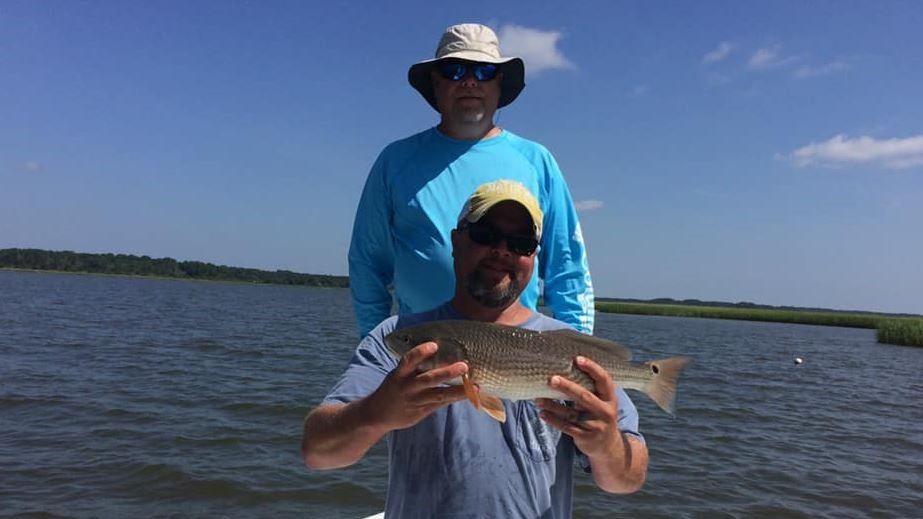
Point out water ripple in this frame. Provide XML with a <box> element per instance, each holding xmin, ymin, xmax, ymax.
<box><xmin>2</xmin><ymin>271</ymin><xmax>922</xmax><ymax>518</ymax></box>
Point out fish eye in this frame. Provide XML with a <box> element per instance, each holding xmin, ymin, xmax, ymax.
<box><xmin>651</xmin><ymin>364</ymin><xmax>660</xmax><ymax>375</ymax></box>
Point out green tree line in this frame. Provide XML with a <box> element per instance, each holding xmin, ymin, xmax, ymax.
<box><xmin>0</xmin><ymin>248</ymin><xmax>348</xmax><ymax>288</ymax></box>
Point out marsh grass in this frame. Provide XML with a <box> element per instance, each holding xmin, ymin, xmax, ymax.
<box><xmin>595</xmin><ymin>302</ymin><xmax>881</xmax><ymax>327</ymax></box>
<box><xmin>876</xmin><ymin>319</ymin><xmax>923</xmax><ymax>347</ymax></box>
<box><xmin>595</xmin><ymin>302</ymin><xmax>922</xmax><ymax>347</ymax></box>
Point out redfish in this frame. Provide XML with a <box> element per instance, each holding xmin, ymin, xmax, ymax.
<box><xmin>385</xmin><ymin>320</ymin><xmax>690</xmax><ymax>423</ymax></box>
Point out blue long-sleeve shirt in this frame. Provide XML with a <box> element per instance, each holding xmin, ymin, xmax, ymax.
<box><xmin>349</xmin><ymin>127</ymin><xmax>594</xmax><ymax>337</ymax></box>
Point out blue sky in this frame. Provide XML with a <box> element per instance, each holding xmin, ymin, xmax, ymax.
<box><xmin>3</xmin><ymin>1</ymin><xmax>922</xmax><ymax>314</ymax></box>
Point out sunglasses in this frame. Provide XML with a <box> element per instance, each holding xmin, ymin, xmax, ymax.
<box><xmin>465</xmin><ymin>221</ymin><xmax>538</xmax><ymax>256</ymax></box>
<box><xmin>436</xmin><ymin>60</ymin><xmax>500</xmax><ymax>82</ymax></box>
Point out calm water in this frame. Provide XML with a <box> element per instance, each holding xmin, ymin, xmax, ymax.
<box><xmin>1</xmin><ymin>270</ymin><xmax>921</xmax><ymax>518</ymax></box>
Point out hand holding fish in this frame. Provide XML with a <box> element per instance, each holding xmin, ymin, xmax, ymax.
<box><xmin>369</xmin><ymin>341</ymin><xmax>470</xmax><ymax>432</ymax></box>
<box><xmin>536</xmin><ymin>356</ymin><xmax>621</xmax><ymax>457</ymax></box>
<box><xmin>536</xmin><ymin>355</ymin><xmax>648</xmax><ymax>493</ymax></box>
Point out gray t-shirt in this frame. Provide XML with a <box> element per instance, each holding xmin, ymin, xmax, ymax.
<box><xmin>321</xmin><ymin>303</ymin><xmax>643</xmax><ymax>519</ymax></box>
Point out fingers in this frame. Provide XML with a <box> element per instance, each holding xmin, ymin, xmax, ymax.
<box><xmin>549</xmin><ymin>374</ymin><xmax>604</xmax><ymax>412</ymax></box>
<box><xmin>396</xmin><ymin>342</ymin><xmax>438</xmax><ymax>377</ymax></box>
<box><xmin>537</xmin><ymin>406</ymin><xmax>587</xmax><ymax>438</ymax></box>
<box><xmin>415</xmin><ymin>385</ymin><xmax>469</xmax><ymax>408</ymax></box>
<box><xmin>535</xmin><ymin>398</ymin><xmax>581</xmax><ymax>423</ymax></box>
<box><xmin>414</xmin><ymin>361</ymin><xmax>468</xmax><ymax>387</ymax></box>
<box><xmin>545</xmin><ymin>357</ymin><xmax>617</xmax><ymax>424</ymax></box>
<box><xmin>397</xmin><ymin>342</ymin><xmax>468</xmax><ymax>387</ymax></box>
<box><xmin>574</xmin><ymin>356</ymin><xmax>615</xmax><ymax>402</ymax></box>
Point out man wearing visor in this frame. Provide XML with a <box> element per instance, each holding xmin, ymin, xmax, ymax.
<box><xmin>348</xmin><ymin>23</ymin><xmax>595</xmax><ymax>339</ymax></box>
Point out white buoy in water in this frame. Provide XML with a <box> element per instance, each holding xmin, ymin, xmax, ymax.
<box><xmin>794</xmin><ymin>357</ymin><xmax>803</xmax><ymax>365</ymax></box>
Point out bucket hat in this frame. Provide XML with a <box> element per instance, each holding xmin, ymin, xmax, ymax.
<box><xmin>408</xmin><ymin>24</ymin><xmax>526</xmax><ymax>112</ymax></box>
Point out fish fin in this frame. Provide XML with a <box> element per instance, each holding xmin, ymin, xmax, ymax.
<box><xmin>462</xmin><ymin>374</ymin><xmax>480</xmax><ymax>410</ymax></box>
<box><xmin>479</xmin><ymin>394</ymin><xmax>507</xmax><ymax>423</ymax></box>
<box><xmin>641</xmin><ymin>356</ymin><xmax>691</xmax><ymax>415</ymax></box>
<box><xmin>546</xmin><ymin>329</ymin><xmax>633</xmax><ymax>361</ymax></box>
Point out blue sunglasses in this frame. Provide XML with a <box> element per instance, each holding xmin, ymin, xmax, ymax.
<box><xmin>436</xmin><ymin>60</ymin><xmax>500</xmax><ymax>82</ymax></box>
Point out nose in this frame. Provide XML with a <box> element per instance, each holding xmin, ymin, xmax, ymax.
<box><xmin>458</xmin><ymin>69</ymin><xmax>479</xmax><ymax>87</ymax></box>
<box><xmin>488</xmin><ymin>238</ymin><xmax>513</xmax><ymax>256</ymax></box>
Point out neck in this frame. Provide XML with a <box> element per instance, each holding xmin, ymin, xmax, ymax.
<box><xmin>438</xmin><ymin>119</ymin><xmax>501</xmax><ymax>141</ymax></box>
<box><xmin>449</xmin><ymin>296</ymin><xmax>533</xmax><ymax>326</ymax></box>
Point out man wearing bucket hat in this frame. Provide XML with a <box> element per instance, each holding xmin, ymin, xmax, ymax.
<box><xmin>349</xmin><ymin>23</ymin><xmax>595</xmax><ymax>339</ymax></box>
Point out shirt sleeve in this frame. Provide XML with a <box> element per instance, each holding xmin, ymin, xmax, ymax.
<box><xmin>615</xmin><ymin>388</ymin><xmax>643</xmax><ymax>443</ymax></box>
<box><xmin>537</xmin><ymin>155</ymin><xmax>596</xmax><ymax>334</ymax></box>
<box><xmin>348</xmin><ymin>153</ymin><xmax>396</xmax><ymax>338</ymax></box>
<box><xmin>321</xmin><ymin>319</ymin><xmax>399</xmax><ymax>405</ymax></box>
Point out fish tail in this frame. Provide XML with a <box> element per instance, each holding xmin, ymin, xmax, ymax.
<box><xmin>641</xmin><ymin>356</ymin><xmax>691</xmax><ymax>416</ymax></box>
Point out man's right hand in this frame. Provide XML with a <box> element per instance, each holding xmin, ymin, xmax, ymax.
<box><xmin>368</xmin><ymin>341</ymin><xmax>470</xmax><ymax>432</ymax></box>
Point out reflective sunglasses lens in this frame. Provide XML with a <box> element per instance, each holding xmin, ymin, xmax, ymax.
<box><xmin>473</xmin><ymin>64</ymin><xmax>498</xmax><ymax>81</ymax></box>
<box><xmin>437</xmin><ymin>62</ymin><xmax>497</xmax><ymax>81</ymax></box>
<box><xmin>437</xmin><ymin>62</ymin><xmax>465</xmax><ymax>81</ymax></box>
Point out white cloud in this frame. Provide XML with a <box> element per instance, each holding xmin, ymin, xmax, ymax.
<box><xmin>785</xmin><ymin>134</ymin><xmax>923</xmax><ymax>170</ymax></box>
<box><xmin>575</xmin><ymin>200</ymin><xmax>604</xmax><ymax>212</ymax></box>
<box><xmin>703</xmin><ymin>41</ymin><xmax>735</xmax><ymax>64</ymax></box>
<box><xmin>882</xmin><ymin>155</ymin><xmax>923</xmax><ymax>169</ymax></box>
<box><xmin>18</xmin><ymin>161</ymin><xmax>42</xmax><ymax>173</ymax></box>
<box><xmin>748</xmin><ymin>45</ymin><xmax>798</xmax><ymax>69</ymax></box>
<box><xmin>794</xmin><ymin>60</ymin><xmax>849</xmax><ymax>79</ymax></box>
<box><xmin>498</xmin><ymin>24</ymin><xmax>575</xmax><ymax>75</ymax></box>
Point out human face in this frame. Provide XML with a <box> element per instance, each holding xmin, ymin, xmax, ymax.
<box><xmin>431</xmin><ymin>60</ymin><xmax>502</xmax><ymax>125</ymax></box>
<box><xmin>452</xmin><ymin>202</ymin><xmax>536</xmax><ymax>308</ymax></box>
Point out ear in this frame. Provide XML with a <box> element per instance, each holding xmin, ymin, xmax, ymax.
<box><xmin>450</xmin><ymin>228</ymin><xmax>459</xmax><ymax>257</ymax></box>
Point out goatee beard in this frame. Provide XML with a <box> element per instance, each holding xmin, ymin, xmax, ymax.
<box><xmin>466</xmin><ymin>269</ymin><xmax>520</xmax><ymax>308</ymax></box>
<box><xmin>455</xmin><ymin>107</ymin><xmax>485</xmax><ymax>123</ymax></box>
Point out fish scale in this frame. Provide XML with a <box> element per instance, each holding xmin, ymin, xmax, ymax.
<box><xmin>385</xmin><ymin>319</ymin><xmax>690</xmax><ymax>418</ymax></box>
<box><xmin>464</xmin><ymin>328</ymin><xmax>596</xmax><ymax>400</ymax></box>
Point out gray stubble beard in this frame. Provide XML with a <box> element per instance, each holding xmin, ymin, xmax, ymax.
<box><xmin>466</xmin><ymin>269</ymin><xmax>520</xmax><ymax>308</ymax></box>
<box><xmin>454</xmin><ymin>104</ymin><xmax>486</xmax><ymax>124</ymax></box>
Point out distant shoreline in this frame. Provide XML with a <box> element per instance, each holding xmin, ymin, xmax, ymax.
<box><xmin>593</xmin><ymin>301</ymin><xmax>922</xmax><ymax>348</ymax></box>
<box><xmin>0</xmin><ymin>267</ymin><xmax>347</xmax><ymax>288</ymax></box>
<box><xmin>3</xmin><ymin>248</ymin><xmax>920</xmax><ymax>347</ymax></box>
<box><xmin>594</xmin><ymin>299</ymin><xmax>914</xmax><ymax>326</ymax></box>
<box><xmin>0</xmin><ymin>248</ymin><xmax>348</xmax><ymax>288</ymax></box>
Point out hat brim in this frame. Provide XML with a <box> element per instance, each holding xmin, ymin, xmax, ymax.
<box><xmin>462</xmin><ymin>198</ymin><xmax>542</xmax><ymax>241</ymax></box>
<box><xmin>408</xmin><ymin>56</ymin><xmax>525</xmax><ymax>112</ymax></box>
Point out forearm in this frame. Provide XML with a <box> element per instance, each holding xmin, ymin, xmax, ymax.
<box><xmin>588</xmin><ymin>432</ymin><xmax>648</xmax><ymax>494</ymax></box>
<box><xmin>349</xmin><ymin>158</ymin><xmax>395</xmax><ymax>337</ymax></box>
<box><xmin>544</xmin><ymin>276</ymin><xmax>594</xmax><ymax>334</ymax></box>
<box><xmin>301</xmin><ymin>399</ymin><xmax>388</xmax><ymax>470</ymax></box>
<box><xmin>350</xmin><ymin>281</ymin><xmax>393</xmax><ymax>338</ymax></box>
<box><xmin>539</xmin><ymin>218</ymin><xmax>595</xmax><ymax>334</ymax></box>
<box><xmin>539</xmin><ymin>161</ymin><xmax>595</xmax><ymax>334</ymax></box>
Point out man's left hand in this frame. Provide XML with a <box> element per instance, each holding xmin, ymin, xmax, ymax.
<box><xmin>535</xmin><ymin>355</ymin><xmax>621</xmax><ymax>459</ymax></box>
